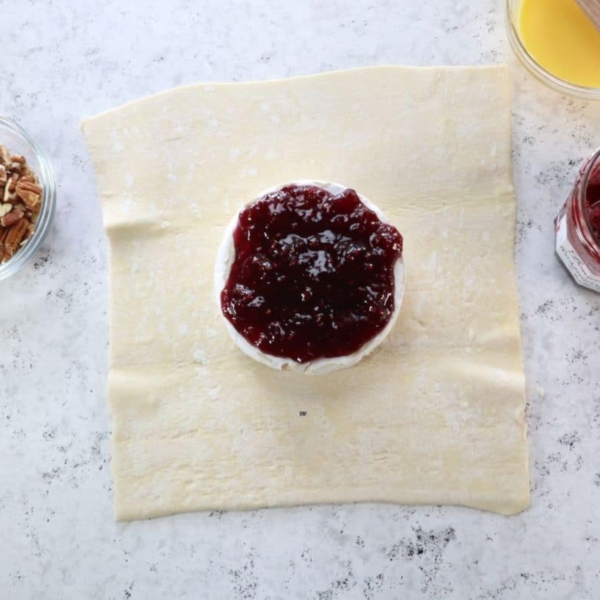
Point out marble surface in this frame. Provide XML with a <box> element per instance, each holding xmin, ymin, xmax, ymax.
<box><xmin>1</xmin><ymin>0</ymin><xmax>600</xmax><ymax>598</ymax></box>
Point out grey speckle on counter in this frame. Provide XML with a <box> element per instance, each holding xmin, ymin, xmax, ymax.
<box><xmin>2</xmin><ymin>1</ymin><xmax>600</xmax><ymax>598</ymax></box>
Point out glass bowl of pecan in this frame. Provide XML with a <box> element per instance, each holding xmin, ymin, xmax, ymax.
<box><xmin>0</xmin><ymin>116</ymin><xmax>56</xmax><ymax>281</ymax></box>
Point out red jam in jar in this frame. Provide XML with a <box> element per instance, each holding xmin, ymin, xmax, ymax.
<box><xmin>587</xmin><ymin>172</ymin><xmax>600</xmax><ymax>238</ymax></box>
<box><xmin>556</xmin><ymin>148</ymin><xmax>600</xmax><ymax>293</ymax></box>
<box><xmin>220</xmin><ymin>184</ymin><xmax>404</xmax><ymax>363</ymax></box>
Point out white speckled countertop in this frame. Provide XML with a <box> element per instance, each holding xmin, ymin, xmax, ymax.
<box><xmin>2</xmin><ymin>1</ymin><xmax>600</xmax><ymax>598</ymax></box>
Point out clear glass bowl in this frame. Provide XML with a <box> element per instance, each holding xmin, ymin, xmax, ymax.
<box><xmin>506</xmin><ymin>0</ymin><xmax>600</xmax><ymax>100</ymax></box>
<box><xmin>0</xmin><ymin>117</ymin><xmax>56</xmax><ymax>281</ymax></box>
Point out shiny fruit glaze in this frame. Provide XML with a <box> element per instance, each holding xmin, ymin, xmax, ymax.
<box><xmin>587</xmin><ymin>164</ymin><xmax>600</xmax><ymax>239</ymax></box>
<box><xmin>220</xmin><ymin>184</ymin><xmax>403</xmax><ymax>363</ymax></box>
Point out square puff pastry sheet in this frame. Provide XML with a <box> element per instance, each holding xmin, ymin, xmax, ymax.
<box><xmin>82</xmin><ymin>65</ymin><xmax>529</xmax><ymax>521</ymax></box>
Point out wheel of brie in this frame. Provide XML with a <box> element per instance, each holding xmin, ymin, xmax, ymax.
<box><xmin>215</xmin><ymin>180</ymin><xmax>405</xmax><ymax>375</ymax></box>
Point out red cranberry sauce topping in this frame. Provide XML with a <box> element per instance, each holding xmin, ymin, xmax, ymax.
<box><xmin>220</xmin><ymin>184</ymin><xmax>403</xmax><ymax>363</ymax></box>
<box><xmin>587</xmin><ymin>163</ymin><xmax>600</xmax><ymax>239</ymax></box>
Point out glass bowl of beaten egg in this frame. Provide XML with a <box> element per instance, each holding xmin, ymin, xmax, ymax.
<box><xmin>506</xmin><ymin>0</ymin><xmax>600</xmax><ymax>100</ymax></box>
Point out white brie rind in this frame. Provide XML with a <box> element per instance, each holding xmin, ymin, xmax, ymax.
<box><xmin>214</xmin><ymin>180</ymin><xmax>405</xmax><ymax>375</ymax></box>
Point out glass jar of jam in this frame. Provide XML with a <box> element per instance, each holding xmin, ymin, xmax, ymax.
<box><xmin>555</xmin><ymin>148</ymin><xmax>600</xmax><ymax>293</ymax></box>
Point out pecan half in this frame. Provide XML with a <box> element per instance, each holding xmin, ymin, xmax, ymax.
<box><xmin>2</xmin><ymin>218</ymin><xmax>31</xmax><ymax>260</ymax></box>
<box><xmin>4</xmin><ymin>219</ymin><xmax>31</xmax><ymax>256</ymax></box>
<box><xmin>16</xmin><ymin>180</ymin><xmax>42</xmax><ymax>210</ymax></box>
<box><xmin>1</xmin><ymin>208</ymin><xmax>23</xmax><ymax>227</ymax></box>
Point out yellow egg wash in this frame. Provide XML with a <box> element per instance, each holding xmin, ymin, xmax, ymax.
<box><xmin>519</xmin><ymin>0</ymin><xmax>600</xmax><ymax>88</ymax></box>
